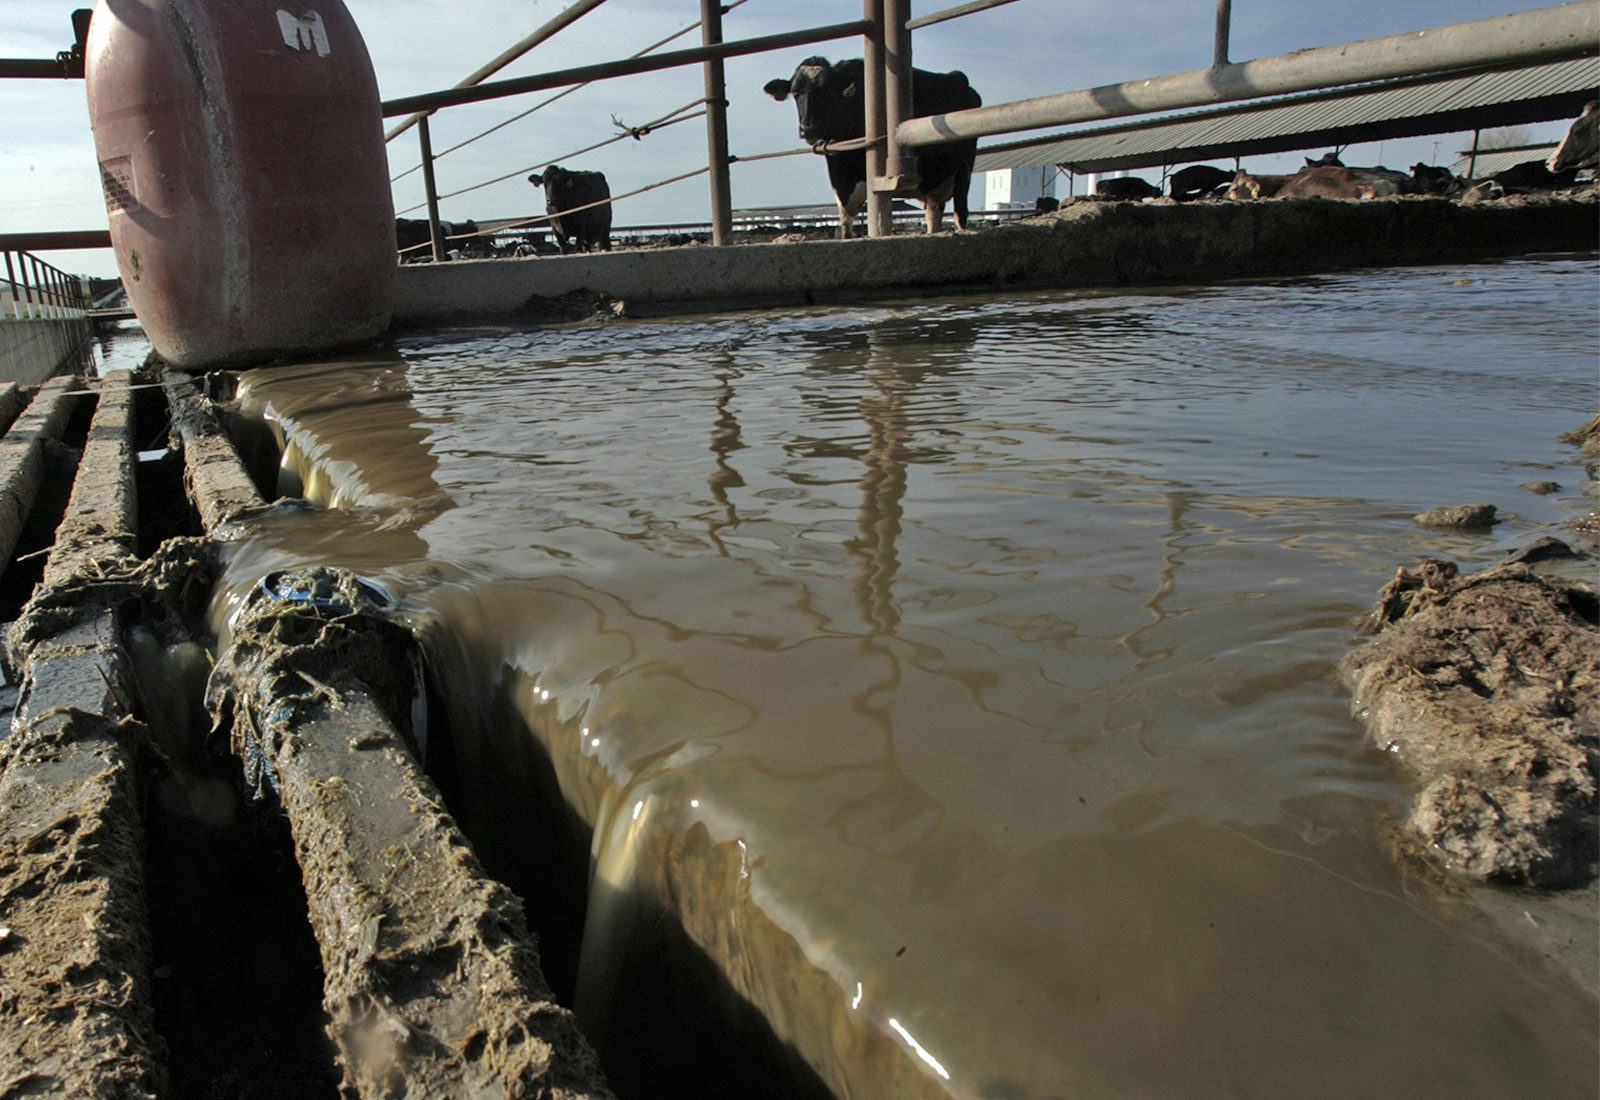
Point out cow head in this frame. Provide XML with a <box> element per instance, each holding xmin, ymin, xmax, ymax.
<box><xmin>530</xmin><ymin>165</ymin><xmax>573</xmax><ymax>191</ymax></box>
<box><xmin>763</xmin><ymin>57</ymin><xmax>865</xmax><ymax>146</ymax></box>
<box><xmin>1227</xmin><ymin>170</ymin><xmax>1262</xmax><ymax>201</ymax></box>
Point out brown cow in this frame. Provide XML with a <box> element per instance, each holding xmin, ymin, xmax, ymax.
<box><xmin>1225</xmin><ymin>170</ymin><xmax>1290</xmax><ymax>200</ymax></box>
<box><xmin>1276</xmin><ymin>167</ymin><xmax>1378</xmax><ymax>199</ymax></box>
<box><xmin>1548</xmin><ymin>100</ymin><xmax>1599</xmax><ymax>173</ymax></box>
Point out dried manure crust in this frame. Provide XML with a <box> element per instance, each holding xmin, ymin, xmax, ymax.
<box><xmin>1341</xmin><ymin>553</ymin><xmax>1599</xmax><ymax>889</ymax></box>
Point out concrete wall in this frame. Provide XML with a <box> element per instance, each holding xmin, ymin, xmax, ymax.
<box><xmin>393</xmin><ymin>192</ymin><xmax>1597</xmax><ymax>328</ymax></box>
<box><xmin>0</xmin><ymin>317</ymin><xmax>91</xmax><ymax>384</ymax></box>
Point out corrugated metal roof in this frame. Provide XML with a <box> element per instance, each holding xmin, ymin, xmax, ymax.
<box><xmin>1448</xmin><ymin>144</ymin><xmax>1560</xmax><ymax>177</ymax></box>
<box><xmin>974</xmin><ymin>58</ymin><xmax>1599</xmax><ymax>174</ymax></box>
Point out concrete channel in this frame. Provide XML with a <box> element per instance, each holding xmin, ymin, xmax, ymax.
<box><xmin>0</xmin><ymin>191</ymin><xmax>1592</xmax><ymax>1097</ymax></box>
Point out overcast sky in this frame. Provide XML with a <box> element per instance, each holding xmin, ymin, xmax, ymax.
<box><xmin>2</xmin><ymin>0</ymin><xmax>1577</xmax><ymax>278</ymax></box>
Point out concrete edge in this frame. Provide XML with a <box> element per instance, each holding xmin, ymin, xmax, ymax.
<box><xmin>392</xmin><ymin>192</ymin><xmax>1600</xmax><ymax>327</ymax></box>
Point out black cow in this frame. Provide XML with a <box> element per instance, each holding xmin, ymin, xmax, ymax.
<box><xmin>528</xmin><ymin>165</ymin><xmax>612</xmax><ymax>253</ymax></box>
<box><xmin>764</xmin><ymin>56</ymin><xmax>981</xmax><ymax>238</ymax></box>
<box><xmin>1167</xmin><ymin>165</ymin><xmax>1231</xmax><ymax>202</ymax></box>
<box><xmin>1093</xmin><ymin>176</ymin><xmax>1160</xmax><ymax>201</ymax></box>
<box><xmin>1033</xmin><ymin>196</ymin><xmax>1059</xmax><ymax>214</ymax></box>
<box><xmin>1304</xmin><ymin>151</ymin><xmax>1344</xmax><ymax>168</ymax></box>
<box><xmin>1409</xmin><ymin>163</ymin><xmax>1462</xmax><ymax>195</ymax></box>
<box><xmin>1489</xmin><ymin>159</ymin><xmax>1577</xmax><ymax>193</ymax></box>
<box><xmin>394</xmin><ymin>217</ymin><xmax>483</xmax><ymax>262</ymax></box>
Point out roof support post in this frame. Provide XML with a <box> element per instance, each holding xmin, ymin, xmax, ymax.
<box><xmin>701</xmin><ymin>0</ymin><xmax>734</xmax><ymax>246</ymax></box>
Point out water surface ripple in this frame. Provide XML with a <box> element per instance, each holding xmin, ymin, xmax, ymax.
<box><xmin>222</xmin><ymin>258</ymin><xmax>1599</xmax><ymax>1099</ymax></box>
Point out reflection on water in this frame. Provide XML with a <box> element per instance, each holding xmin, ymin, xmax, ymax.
<box><xmin>220</xmin><ymin>258</ymin><xmax>1599</xmax><ymax>1099</ymax></box>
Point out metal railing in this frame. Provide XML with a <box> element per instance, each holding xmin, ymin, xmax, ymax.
<box><xmin>1</xmin><ymin>247</ymin><xmax>87</xmax><ymax>321</ymax></box>
<box><xmin>386</xmin><ymin>0</ymin><xmax>1597</xmax><ymax>247</ymax></box>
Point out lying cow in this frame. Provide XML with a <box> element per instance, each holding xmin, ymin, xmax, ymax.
<box><xmin>1549</xmin><ymin>100</ymin><xmax>1599</xmax><ymax>173</ymax></box>
<box><xmin>1486</xmin><ymin>159</ymin><xmax>1578</xmax><ymax>193</ymax></box>
<box><xmin>1168</xmin><ymin>164</ymin><xmax>1232</xmax><ymax>202</ymax></box>
<box><xmin>1304</xmin><ymin>151</ymin><xmax>1344</xmax><ymax>168</ymax></box>
<box><xmin>1226</xmin><ymin>170</ymin><xmax>1291</xmax><ymax>200</ymax></box>
<box><xmin>1274</xmin><ymin>166</ymin><xmax>1382</xmax><ymax>200</ymax></box>
<box><xmin>1093</xmin><ymin>176</ymin><xmax>1161</xmax><ymax>201</ymax></box>
<box><xmin>394</xmin><ymin>217</ymin><xmax>483</xmax><ymax>262</ymax></box>
<box><xmin>527</xmin><ymin>165</ymin><xmax>612</xmax><ymax>253</ymax></box>
<box><xmin>764</xmin><ymin>56</ymin><xmax>981</xmax><ymax>237</ymax></box>
<box><xmin>1410</xmin><ymin>163</ymin><xmax>1463</xmax><ymax>195</ymax></box>
<box><xmin>1229</xmin><ymin>165</ymin><xmax>1414</xmax><ymax>201</ymax></box>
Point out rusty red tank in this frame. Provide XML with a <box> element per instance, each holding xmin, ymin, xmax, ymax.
<box><xmin>85</xmin><ymin>0</ymin><xmax>394</xmax><ymax>370</ymax></box>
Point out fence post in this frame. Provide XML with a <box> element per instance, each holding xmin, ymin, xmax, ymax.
<box><xmin>883</xmin><ymin>0</ymin><xmax>913</xmax><ymax>192</ymax></box>
<box><xmin>701</xmin><ymin>0</ymin><xmax>733</xmax><ymax>246</ymax></box>
<box><xmin>418</xmin><ymin>115</ymin><xmax>447</xmax><ymax>262</ymax></box>
<box><xmin>863</xmin><ymin>0</ymin><xmax>891</xmax><ymax>237</ymax></box>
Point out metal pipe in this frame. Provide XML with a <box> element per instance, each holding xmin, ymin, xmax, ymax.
<box><xmin>1468</xmin><ymin>128</ymin><xmax>1482</xmax><ymax>177</ymax></box>
<box><xmin>883</xmin><ymin>0</ymin><xmax>913</xmax><ymax>187</ymax></box>
<box><xmin>386</xmin><ymin>0</ymin><xmax>611</xmax><ymax>142</ymax></box>
<box><xmin>1214</xmin><ymin>0</ymin><xmax>1232</xmax><ymax>68</ymax></box>
<box><xmin>22</xmin><ymin>256</ymin><xmax>40</xmax><ymax>318</ymax></box>
<box><xmin>701</xmin><ymin>0</ymin><xmax>733</xmax><ymax>246</ymax></box>
<box><xmin>906</xmin><ymin>0</ymin><xmax>1021</xmax><ymax>31</ymax></box>
<box><xmin>897</xmin><ymin>1</ymin><xmax>1599</xmax><ymax>146</ymax></box>
<box><xmin>3</xmin><ymin>253</ymin><xmax>17</xmax><ymax>320</ymax></box>
<box><xmin>0</xmin><ymin>59</ymin><xmax>72</xmax><ymax>78</ymax></box>
<box><xmin>381</xmin><ymin>20</ymin><xmax>873</xmax><ymax>117</ymax></box>
<box><xmin>417</xmin><ymin>117</ymin><xmax>447</xmax><ymax>262</ymax></box>
<box><xmin>863</xmin><ymin>0</ymin><xmax>891</xmax><ymax>237</ymax></box>
<box><xmin>0</xmin><ymin>230</ymin><xmax>113</xmax><ymax>251</ymax></box>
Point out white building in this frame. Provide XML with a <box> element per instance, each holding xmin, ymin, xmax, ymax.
<box><xmin>979</xmin><ymin>165</ymin><xmax>1055</xmax><ymax>211</ymax></box>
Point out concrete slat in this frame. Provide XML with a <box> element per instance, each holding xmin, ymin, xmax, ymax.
<box><xmin>0</xmin><ymin>379</ymin><xmax>164</xmax><ymax>1098</ymax></box>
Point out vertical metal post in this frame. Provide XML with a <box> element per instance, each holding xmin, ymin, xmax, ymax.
<box><xmin>701</xmin><ymin>0</ymin><xmax>733</xmax><ymax>246</ymax></box>
<box><xmin>1213</xmin><ymin>0</ymin><xmax>1231</xmax><ymax>67</ymax></box>
<box><xmin>883</xmin><ymin>0</ymin><xmax>913</xmax><ymax>190</ymax></box>
<box><xmin>417</xmin><ymin>115</ymin><xmax>447</xmax><ymax>262</ymax></box>
<box><xmin>1467</xmin><ymin>128</ymin><xmax>1481</xmax><ymax>178</ymax></box>
<box><xmin>22</xmin><ymin>256</ymin><xmax>39</xmax><ymax>318</ymax></box>
<box><xmin>3</xmin><ymin>253</ymin><xmax>16</xmax><ymax>320</ymax></box>
<box><xmin>863</xmin><ymin>0</ymin><xmax>891</xmax><ymax>237</ymax></box>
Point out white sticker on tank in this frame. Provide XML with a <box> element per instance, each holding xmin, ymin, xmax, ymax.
<box><xmin>277</xmin><ymin>10</ymin><xmax>331</xmax><ymax>56</ymax></box>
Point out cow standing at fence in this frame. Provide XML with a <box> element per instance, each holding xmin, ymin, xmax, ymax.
<box><xmin>764</xmin><ymin>56</ymin><xmax>982</xmax><ymax>238</ymax></box>
<box><xmin>527</xmin><ymin>165</ymin><xmax>613</xmax><ymax>253</ymax></box>
<box><xmin>1548</xmin><ymin>100</ymin><xmax>1599</xmax><ymax>173</ymax></box>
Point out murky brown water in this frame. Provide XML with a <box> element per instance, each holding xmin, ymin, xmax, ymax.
<box><xmin>219</xmin><ymin>257</ymin><xmax>1597</xmax><ymax>1099</ymax></box>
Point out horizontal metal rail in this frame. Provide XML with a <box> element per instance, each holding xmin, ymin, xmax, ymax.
<box><xmin>897</xmin><ymin>1</ymin><xmax>1600</xmax><ymax>146</ymax></box>
<box><xmin>0</xmin><ymin>58</ymin><xmax>72</xmax><ymax>78</ymax></box>
<box><xmin>0</xmin><ymin>231</ymin><xmax>113</xmax><ymax>252</ymax></box>
<box><xmin>906</xmin><ymin>0</ymin><xmax>1022</xmax><ymax>32</ymax></box>
<box><xmin>380</xmin><ymin>19</ymin><xmax>871</xmax><ymax>117</ymax></box>
<box><xmin>386</xmin><ymin>0</ymin><xmax>611</xmax><ymax>142</ymax></box>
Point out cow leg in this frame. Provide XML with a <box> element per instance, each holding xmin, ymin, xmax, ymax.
<box><xmin>837</xmin><ymin>180</ymin><xmax>867</xmax><ymax>239</ymax></box>
<box><xmin>924</xmin><ymin>201</ymin><xmax>944</xmax><ymax>234</ymax></box>
<box><xmin>952</xmin><ymin>166</ymin><xmax>971</xmax><ymax>230</ymax></box>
